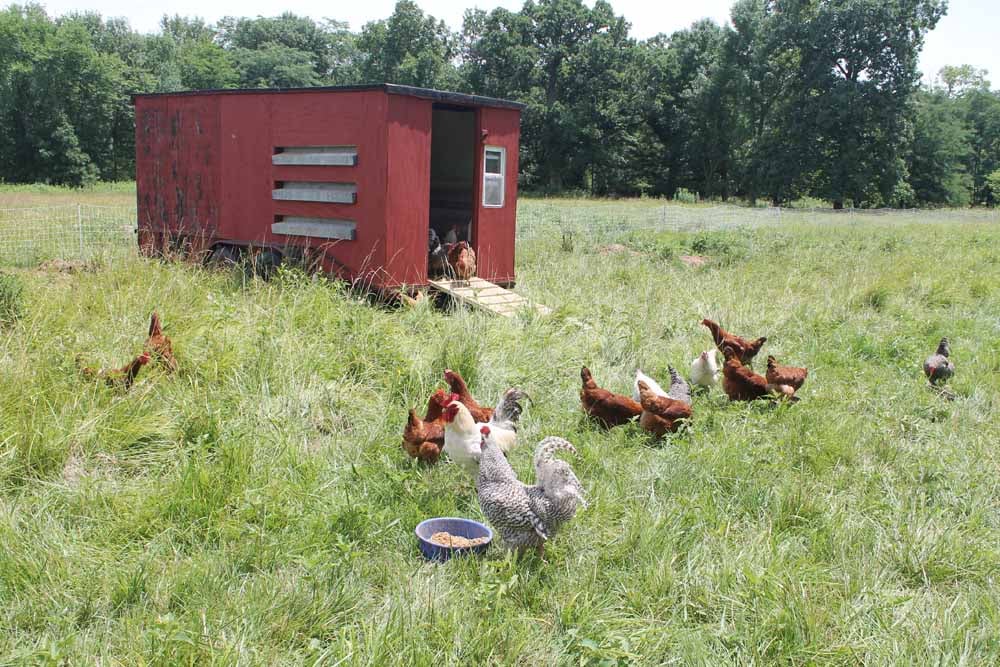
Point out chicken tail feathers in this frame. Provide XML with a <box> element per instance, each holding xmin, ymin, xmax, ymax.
<box><xmin>148</xmin><ymin>311</ymin><xmax>162</xmax><ymax>338</ymax></box>
<box><xmin>490</xmin><ymin>387</ymin><xmax>528</xmax><ymax>431</ymax></box>
<box><xmin>937</xmin><ymin>337</ymin><xmax>951</xmax><ymax>357</ymax></box>
<box><xmin>534</xmin><ymin>435</ymin><xmax>577</xmax><ymax>465</ymax></box>
<box><xmin>534</xmin><ymin>436</ymin><xmax>586</xmax><ymax>511</ymax></box>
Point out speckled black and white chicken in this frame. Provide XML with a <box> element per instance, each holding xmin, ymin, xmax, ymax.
<box><xmin>923</xmin><ymin>337</ymin><xmax>955</xmax><ymax>385</ymax></box>
<box><xmin>428</xmin><ymin>227</ymin><xmax>450</xmax><ymax>276</ymax></box>
<box><xmin>665</xmin><ymin>365</ymin><xmax>692</xmax><ymax>405</ymax></box>
<box><xmin>477</xmin><ymin>426</ymin><xmax>586</xmax><ymax>556</ymax></box>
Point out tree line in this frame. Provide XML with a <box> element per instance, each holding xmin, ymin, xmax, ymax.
<box><xmin>2</xmin><ymin>0</ymin><xmax>999</xmax><ymax>207</ymax></box>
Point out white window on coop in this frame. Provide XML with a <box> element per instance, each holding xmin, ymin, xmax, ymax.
<box><xmin>483</xmin><ymin>146</ymin><xmax>505</xmax><ymax>208</ymax></box>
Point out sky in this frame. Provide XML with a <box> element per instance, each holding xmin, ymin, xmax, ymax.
<box><xmin>21</xmin><ymin>0</ymin><xmax>1000</xmax><ymax>87</ymax></box>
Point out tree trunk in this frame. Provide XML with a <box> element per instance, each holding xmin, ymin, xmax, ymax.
<box><xmin>833</xmin><ymin>199</ymin><xmax>844</xmax><ymax>210</ymax></box>
<box><xmin>548</xmin><ymin>170</ymin><xmax>563</xmax><ymax>191</ymax></box>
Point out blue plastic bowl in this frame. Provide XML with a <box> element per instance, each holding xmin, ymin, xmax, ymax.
<box><xmin>415</xmin><ymin>517</ymin><xmax>493</xmax><ymax>562</ymax></box>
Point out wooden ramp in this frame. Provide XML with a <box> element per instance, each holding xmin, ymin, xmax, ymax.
<box><xmin>428</xmin><ymin>277</ymin><xmax>552</xmax><ymax>318</ymax></box>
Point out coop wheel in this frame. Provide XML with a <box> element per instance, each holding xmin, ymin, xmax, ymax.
<box><xmin>208</xmin><ymin>244</ymin><xmax>242</xmax><ymax>268</ymax></box>
<box><xmin>250</xmin><ymin>249</ymin><xmax>282</xmax><ymax>280</ymax></box>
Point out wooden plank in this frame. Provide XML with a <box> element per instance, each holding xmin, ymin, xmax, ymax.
<box><xmin>272</xmin><ymin>146</ymin><xmax>358</xmax><ymax>166</ymax></box>
<box><xmin>273</xmin><ymin>181</ymin><xmax>357</xmax><ymax>204</ymax></box>
<box><xmin>272</xmin><ymin>217</ymin><xmax>356</xmax><ymax>240</ymax></box>
<box><xmin>470</xmin><ymin>288</ymin><xmax>509</xmax><ymax>297</ymax></box>
<box><xmin>428</xmin><ymin>277</ymin><xmax>550</xmax><ymax>318</ymax></box>
<box><xmin>478</xmin><ymin>294</ymin><xmax>522</xmax><ymax>303</ymax></box>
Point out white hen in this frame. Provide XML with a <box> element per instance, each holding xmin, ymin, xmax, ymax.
<box><xmin>633</xmin><ymin>369</ymin><xmax>668</xmax><ymax>403</ymax></box>
<box><xmin>690</xmin><ymin>349</ymin><xmax>720</xmax><ymax>389</ymax></box>
<box><xmin>442</xmin><ymin>399</ymin><xmax>518</xmax><ymax>478</ymax></box>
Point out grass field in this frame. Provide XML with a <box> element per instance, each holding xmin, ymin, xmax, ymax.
<box><xmin>0</xmin><ymin>182</ymin><xmax>136</xmax><ymax>208</ymax></box>
<box><xmin>2</xmin><ymin>188</ymin><xmax>1000</xmax><ymax>664</ymax></box>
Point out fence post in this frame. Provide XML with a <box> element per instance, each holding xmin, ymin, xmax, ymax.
<box><xmin>77</xmin><ymin>204</ymin><xmax>84</xmax><ymax>259</ymax></box>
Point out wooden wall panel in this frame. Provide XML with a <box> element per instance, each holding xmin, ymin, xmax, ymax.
<box><xmin>383</xmin><ymin>95</ymin><xmax>433</xmax><ymax>287</ymax></box>
<box><xmin>474</xmin><ymin>107</ymin><xmax>520</xmax><ymax>285</ymax></box>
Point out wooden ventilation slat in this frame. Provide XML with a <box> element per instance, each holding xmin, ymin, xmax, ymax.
<box><xmin>272</xmin><ymin>181</ymin><xmax>357</xmax><ymax>204</ymax></box>
<box><xmin>272</xmin><ymin>146</ymin><xmax>358</xmax><ymax>166</ymax></box>
<box><xmin>272</xmin><ymin>216</ymin><xmax>356</xmax><ymax>241</ymax></box>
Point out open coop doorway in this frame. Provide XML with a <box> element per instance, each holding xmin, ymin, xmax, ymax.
<box><xmin>428</xmin><ymin>104</ymin><xmax>476</xmax><ymax>278</ymax></box>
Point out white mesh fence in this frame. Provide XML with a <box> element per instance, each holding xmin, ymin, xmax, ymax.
<box><xmin>515</xmin><ymin>203</ymin><xmax>783</xmax><ymax>241</ymax></box>
<box><xmin>0</xmin><ymin>201</ymin><xmax>995</xmax><ymax>267</ymax></box>
<box><xmin>0</xmin><ymin>204</ymin><xmax>137</xmax><ymax>266</ymax></box>
<box><xmin>515</xmin><ymin>201</ymin><xmax>999</xmax><ymax>241</ymax></box>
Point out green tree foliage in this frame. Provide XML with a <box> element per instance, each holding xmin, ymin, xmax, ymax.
<box><xmin>726</xmin><ymin>0</ymin><xmax>810</xmax><ymax>205</ymax></box>
<box><xmin>956</xmin><ymin>87</ymin><xmax>1000</xmax><ymax>204</ymax></box>
<box><xmin>906</xmin><ymin>89</ymin><xmax>971</xmax><ymax>205</ymax></box>
<box><xmin>937</xmin><ymin>64</ymin><xmax>989</xmax><ymax>97</ymax></box>
<box><xmin>803</xmin><ymin>0</ymin><xmax>947</xmax><ymax>208</ymax></box>
<box><xmin>985</xmin><ymin>168</ymin><xmax>1000</xmax><ymax>204</ymax></box>
<box><xmin>0</xmin><ymin>0</ymin><xmax>997</xmax><ymax>209</ymax></box>
<box><xmin>462</xmin><ymin>0</ymin><xmax>636</xmax><ymax>192</ymax></box>
<box><xmin>0</xmin><ymin>5</ymin><xmax>127</xmax><ymax>184</ymax></box>
<box><xmin>640</xmin><ymin>20</ymin><xmax>740</xmax><ymax>199</ymax></box>
<box><xmin>358</xmin><ymin>1</ymin><xmax>460</xmax><ymax>89</ymax></box>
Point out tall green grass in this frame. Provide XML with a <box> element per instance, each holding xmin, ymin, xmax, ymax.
<box><xmin>1</xmin><ymin>207</ymin><xmax>999</xmax><ymax>664</ymax></box>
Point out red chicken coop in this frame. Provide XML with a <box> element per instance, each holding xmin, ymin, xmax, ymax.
<box><xmin>132</xmin><ymin>84</ymin><xmax>524</xmax><ymax>289</ymax></box>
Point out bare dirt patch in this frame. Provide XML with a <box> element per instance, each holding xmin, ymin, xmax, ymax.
<box><xmin>679</xmin><ymin>255</ymin><xmax>709</xmax><ymax>267</ymax></box>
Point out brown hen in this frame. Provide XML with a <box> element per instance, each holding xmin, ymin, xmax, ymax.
<box><xmin>443</xmin><ymin>369</ymin><xmax>493</xmax><ymax>423</ymax></box>
<box><xmin>446</xmin><ymin>241</ymin><xmax>477</xmax><ymax>281</ymax></box>
<box><xmin>145</xmin><ymin>311</ymin><xmax>178</xmax><ymax>372</ymax></box>
<box><xmin>765</xmin><ymin>355</ymin><xmax>808</xmax><ymax>398</ymax></box>
<box><xmin>402</xmin><ymin>389</ymin><xmax>449</xmax><ymax>463</ymax></box>
<box><xmin>579</xmin><ymin>366</ymin><xmax>642</xmax><ymax>428</ymax></box>
<box><xmin>701</xmin><ymin>318</ymin><xmax>767</xmax><ymax>365</ymax></box>
<box><xmin>78</xmin><ymin>352</ymin><xmax>151</xmax><ymax>391</ymax></box>
<box><xmin>721</xmin><ymin>346</ymin><xmax>771</xmax><ymax>401</ymax></box>
<box><xmin>637</xmin><ymin>380</ymin><xmax>692</xmax><ymax>436</ymax></box>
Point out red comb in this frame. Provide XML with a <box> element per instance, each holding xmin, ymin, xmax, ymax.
<box><xmin>480</xmin><ymin>425</ymin><xmax>490</xmax><ymax>436</ymax></box>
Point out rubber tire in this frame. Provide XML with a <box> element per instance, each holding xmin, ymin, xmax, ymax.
<box><xmin>250</xmin><ymin>249</ymin><xmax>282</xmax><ymax>280</ymax></box>
<box><xmin>208</xmin><ymin>244</ymin><xmax>242</xmax><ymax>269</ymax></box>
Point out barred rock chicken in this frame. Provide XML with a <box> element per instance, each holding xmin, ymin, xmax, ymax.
<box><xmin>632</xmin><ymin>369</ymin><xmax>667</xmax><ymax>402</ymax></box>
<box><xmin>701</xmin><ymin>319</ymin><xmax>767</xmax><ymax>366</ymax></box>
<box><xmin>446</xmin><ymin>241</ymin><xmax>477</xmax><ymax>281</ymax></box>
<box><xmin>690</xmin><ymin>349</ymin><xmax>720</xmax><ymax>389</ymax></box>
<box><xmin>428</xmin><ymin>228</ymin><xmax>449</xmax><ymax>276</ymax></box>
<box><xmin>442</xmin><ymin>388</ymin><xmax>526</xmax><ymax>477</ymax></box>
<box><xmin>77</xmin><ymin>352</ymin><xmax>151</xmax><ymax>391</ymax></box>
<box><xmin>477</xmin><ymin>425</ymin><xmax>586</xmax><ymax>556</ymax></box>
<box><xmin>637</xmin><ymin>380</ymin><xmax>692</xmax><ymax>436</ymax></box>
<box><xmin>923</xmin><ymin>338</ymin><xmax>955</xmax><ymax>385</ymax></box>
<box><xmin>580</xmin><ymin>366</ymin><xmax>642</xmax><ymax>428</ymax></box>
<box><xmin>144</xmin><ymin>311</ymin><xmax>178</xmax><ymax>372</ymax></box>
<box><xmin>401</xmin><ymin>389</ymin><xmax>449</xmax><ymax>463</ymax></box>
<box><xmin>765</xmin><ymin>355</ymin><xmax>808</xmax><ymax>399</ymax></box>
<box><xmin>666</xmin><ymin>365</ymin><xmax>692</xmax><ymax>405</ymax></box>
<box><xmin>721</xmin><ymin>346</ymin><xmax>771</xmax><ymax>401</ymax></box>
